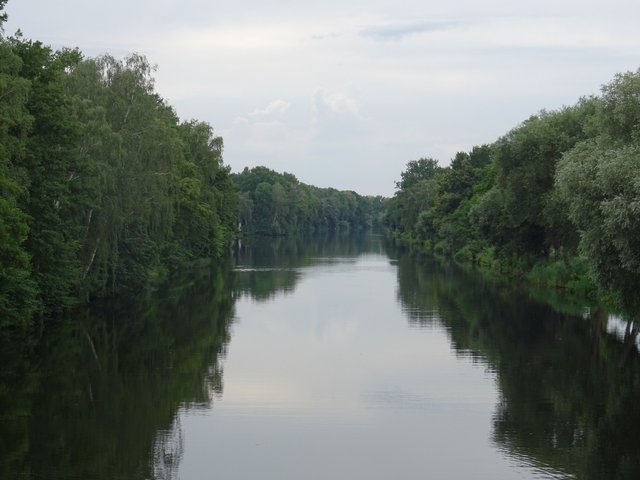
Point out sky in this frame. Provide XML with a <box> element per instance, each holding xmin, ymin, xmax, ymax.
<box><xmin>5</xmin><ymin>1</ymin><xmax>640</xmax><ymax>196</ymax></box>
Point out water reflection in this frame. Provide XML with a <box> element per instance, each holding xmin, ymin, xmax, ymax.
<box><xmin>2</xmin><ymin>235</ymin><xmax>639</xmax><ymax>479</ymax></box>
<box><xmin>233</xmin><ymin>233</ymin><xmax>389</xmax><ymax>302</ymax></box>
<box><xmin>395</xmin><ymin>253</ymin><xmax>640</xmax><ymax>479</ymax></box>
<box><xmin>152</xmin><ymin>420</ymin><xmax>184</xmax><ymax>480</ymax></box>
<box><xmin>0</xmin><ymin>263</ymin><xmax>235</xmax><ymax>480</ymax></box>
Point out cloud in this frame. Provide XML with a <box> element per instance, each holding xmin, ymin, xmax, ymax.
<box><xmin>359</xmin><ymin>21</ymin><xmax>460</xmax><ymax>41</ymax></box>
<box><xmin>230</xmin><ymin>115</ymin><xmax>289</xmax><ymax>145</ymax></box>
<box><xmin>312</xmin><ymin>88</ymin><xmax>361</xmax><ymax>119</ymax></box>
<box><xmin>249</xmin><ymin>99</ymin><xmax>291</xmax><ymax>117</ymax></box>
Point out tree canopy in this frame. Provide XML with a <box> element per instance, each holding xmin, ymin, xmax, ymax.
<box><xmin>0</xmin><ymin>36</ymin><xmax>237</xmax><ymax>332</ymax></box>
<box><xmin>0</xmin><ymin>26</ymin><xmax>382</xmax><ymax>334</ymax></box>
<box><xmin>233</xmin><ymin>166</ymin><xmax>386</xmax><ymax>236</ymax></box>
<box><xmin>384</xmin><ymin>68</ymin><xmax>640</xmax><ymax>322</ymax></box>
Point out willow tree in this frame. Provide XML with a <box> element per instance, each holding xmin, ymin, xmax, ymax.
<box><xmin>174</xmin><ymin>120</ymin><xmax>236</xmax><ymax>259</ymax></box>
<box><xmin>65</xmin><ymin>54</ymin><xmax>184</xmax><ymax>294</ymax></box>
<box><xmin>556</xmin><ymin>70</ymin><xmax>640</xmax><ymax>322</ymax></box>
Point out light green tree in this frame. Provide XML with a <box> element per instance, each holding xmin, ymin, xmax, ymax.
<box><xmin>556</xmin><ymin>69</ymin><xmax>640</xmax><ymax>320</ymax></box>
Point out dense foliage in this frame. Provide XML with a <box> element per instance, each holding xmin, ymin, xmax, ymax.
<box><xmin>0</xmin><ymin>4</ymin><xmax>381</xmax><ymax>335</ymax></box>
<box><xmin>233</xmin><ymin>166</ymin><xmax>385</xmax><ymax>235</ymax></box>
<box><xmin>0</xmin><ymin>23</ymin><xmax>236</xmax><ymax>332</ymax></box>
<box><xmin>384</xmin><ymin>69</ymin><xmax>640</xmax><ymax>321</ymax></box>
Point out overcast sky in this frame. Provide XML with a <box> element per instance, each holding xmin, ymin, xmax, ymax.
<box><xmin>5</xmin><ymin>1</ymin><xmax>640</xmax><ymax>196</ymax></box>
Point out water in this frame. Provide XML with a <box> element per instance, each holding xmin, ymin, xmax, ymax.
<box><xmin>2</xmin><ymin>234</ymin><xmax>639</xmax><ymax>479</ymax></box>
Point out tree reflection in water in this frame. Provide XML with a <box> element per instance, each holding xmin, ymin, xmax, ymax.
<box><xmin>2</xmin><ymin>235</ymin><xmax>639</xmax><ymax>479</ymax></box>
<box><xmin>395</xmin><ymin>253</ymin><xmax>640</xmax><ymax>479</ymax></box>
<box><xmin>0</xmin><ymin>262</ymin><xmax>234</xmax><ymax>480</ymax></box>
<box><xmin>152</xmin><ymin>417</ymin><xmax>184</xmax><ymax>480</ymax></box>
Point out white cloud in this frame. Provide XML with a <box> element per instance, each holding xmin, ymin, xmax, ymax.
<box><xmin>249</xmin><ymin>99</ymin><xmax>291</xmax><ymax>117</ymax></box>
<box><xmin>312</xmin><ymin>89</ymin><xmax>362</xmax><ymax>120</ymax></box>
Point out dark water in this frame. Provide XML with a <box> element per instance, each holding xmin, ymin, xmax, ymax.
<box><xmin>2</xmin><ymin>234</ymin><xmax>639</xmax><ymax>479</ymax></box>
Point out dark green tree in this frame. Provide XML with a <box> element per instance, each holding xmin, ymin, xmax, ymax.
<box><xmin>0</xmin><ymin>38</ymin><xmax>38</xmax><ymax>329</ymax></box>
<box><xmin>233</xmin><ymin>166</ymin><xmax>382</xmax><ymax>236</ymax></box>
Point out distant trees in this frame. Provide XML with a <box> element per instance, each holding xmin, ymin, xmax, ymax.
<box><xmin>233</xmin><ymin>166</ymin><xmax>385</xmax><ymax>235</ymax></box>
<box><xmin>384</xmin><ymin>68</ymin><xmax>640</xmax><ymax>319</ymax></box>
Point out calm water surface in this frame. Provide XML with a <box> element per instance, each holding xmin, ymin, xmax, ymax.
<box><xmin>2</xmin><ymin>234</ymin><xmax>639</xmax><ymax>479</ymax></box>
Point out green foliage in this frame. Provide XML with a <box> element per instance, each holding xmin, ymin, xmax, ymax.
<box><xmin>395</xmin><ymin>157</ymin><xmax>440</xmax><ymax>190</ymax></box>
<box><xmin>0</xmin><ymin>20</ymin><xmax>383</xmax><ymax>334</ymax></box>
<box><xmin>383</xmin><ymin>70</ymin><xmax>640</xmax><ymax>312</ymax></box>
<box><xmin>62</xmin><ymin>53</ymin><xmax>238</xmax><ymax>297</ymax></box>
<box><xmin>233</xmin><ymin>166</ymin><xmax>385</xmax><ymax>236</ymax></box>
<box><xmin>173</xmin><ymin>120</ymin><xmax>236</xmax><ymax>259</ymax></box>
<box><xmin>0</xmin><ymin>170</ymin><xmax>38</xmax><ymax>329</ymax></box>
<box><xmin>474</xmin><ymin>102</ymin><xmax>595</xmax><ymax>257</ymax></box>
<box><xmin>527</xmin><ymin>257</ymin><xmax>598</xmax><ymax>298</ymax></box>
<box><xmin>554</xmin><ymin>69</ymin><xmax>640</xmax><ymax>319</ymax></box>
<box><xmin>384</xmin><ymin>157</ymin><xmax>443</xmax><ymax>240</ymax></box>
<box><xmin>12</xmin><ymin>40</ymin><xmax>87</xmax><ymax>315</ymax></box>
<box><xmin>598</xmin><ymin>70</ymin><xmax>640</xmax><ymax>142</ymax></box>
<box><xmin>0</xmin><ymin>33</ymin><xmax>238</xmax><ymax>331</ymax></box>
<box><xmin>557</xmin><ymin>141</ymin><xmax>640</xmax><ymax>316</ymax></box>
<box><xmin>0</xmin><ymin>40</ymin><xmax>38</xmax><ymax>329</ymax></box>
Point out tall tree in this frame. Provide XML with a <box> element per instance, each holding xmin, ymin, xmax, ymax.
<box><xmin>10</xmin><ymin>40</ymin><xmax>87</xmax><ymax>317</ymax></box>
<box><xmin>0</xmin><ymin>36</ymin><xmax>38</xmax><ymax>329</ymax></box>
<box><xmin>556</xmin><ymin>70</ymin><xmax>640</xmax><ymax>319</ymax></box>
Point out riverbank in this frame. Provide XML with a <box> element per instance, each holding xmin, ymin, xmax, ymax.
<box><xmin>386</xmin><ymin>231</ymin><xmax>608</xmax><ymax>317</ymax></box>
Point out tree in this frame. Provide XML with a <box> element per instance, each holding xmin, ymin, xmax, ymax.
<box><xmin>233</xmin><ymin>166</ymin><xmax>380</xmax><ymax>235</ymax></box>
<box><xmin>556</xmin><ymin>141</ymin><xmax>640</xmax><ymax>317</ymax></box>
<box><xmin>555</xmin><ymin>70</ymin><xmax>640</xmax><ymax>319</ymax></box>
<box><xmin>21</xmin><ymin>43</ymin><xmax>89</xmax><ymax>313</ymax></box>
<box><xmin>396</xmin><ymin>157</ymin><xmax>440</xmax><ymax>190</ymax></box>
<box><xmin>0</xmin><ymin>0</ymin><xmax>8</xmax><ymax>36</ymax></box>
<box><xmin>385</xmin><ymin>157</ymin><xmax>443</xmax><ymax>240</ymax></box>
<box><xmin>172</xmin><ymin>120</ymin><xmax>233</xmax><ymax>258</ymax></box>
<box><xmin>481</xmin><ymin>103</ymin><xmax>595</xmax><ymax>257</ymax></box>
<box><xmin>0</xmin><ymin>37</ymin><xmax>39</xmax><ymax>329</ymax></box>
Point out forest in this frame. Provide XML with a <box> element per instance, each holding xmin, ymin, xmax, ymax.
<box><xmin>2</xmin><ymin>0</ymin><xmax>639</xmax><ymax>336</ymax></box>
<box><xmin>0</xmin><ymin>2</ymin><xmax>383</xmax><ymax>336</ymax></box>
<box><xmin>384</xmin><ymin>70</ymin><xmax>640</xmax><ymax>323</ymax></box>
<box><xmin>0</xmin><ymin>36</ymin><xmax>238</xmax><ymax>330</ymax></box>
<box><xmin>2</xmin><ymin>1</ymin><xmax>640</xmax><ymax>478</ymax></box>
<box><xmin>234</xmin><ymin>166</ymin><xmax>385</xmax><ymax>235</ymax></box>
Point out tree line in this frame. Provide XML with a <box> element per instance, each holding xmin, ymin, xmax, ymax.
<box><xmin>234</xmin><ymin>166</ymin><xmax>385</xmax><ymax>235</ymax></box>
<box><xmin>384</xmin><ymin>69</ymin><xmax>640</xmax><ymax>322</ymax></box>
<box><xmin>0</xmin><ymin>34</ymin><xmax>237</xmax><ymax>331</ymax></box>
<box><xmin>0</xmin><ymin>3</ymin><xmax>382</xmax><ymax>335</ymax></box>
